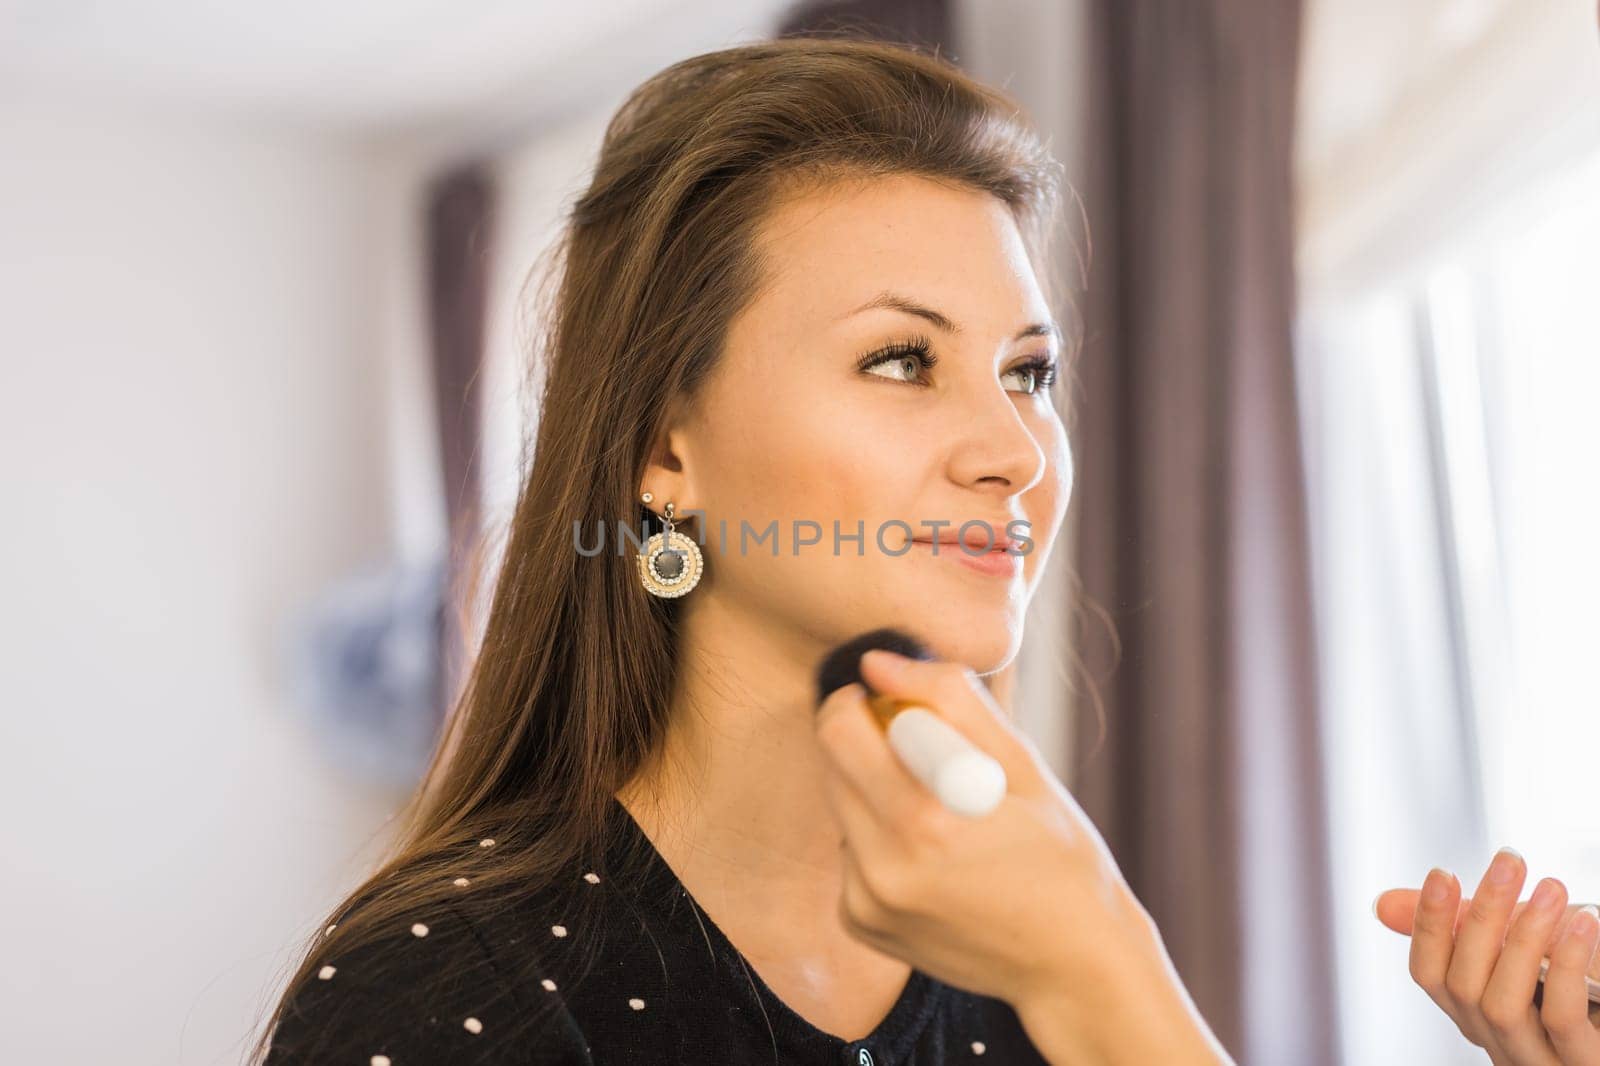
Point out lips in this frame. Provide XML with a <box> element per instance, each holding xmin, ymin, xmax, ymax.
<box><xmin>909</xmin><ymin>522</ymin><xmax>1024</xmax><ymax>554</ymax></box>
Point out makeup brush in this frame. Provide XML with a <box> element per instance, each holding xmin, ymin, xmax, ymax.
<box><xmin>816</xmin><ymin>628</ymin><xmax>1007</xmax><ymax>817</ymax></box>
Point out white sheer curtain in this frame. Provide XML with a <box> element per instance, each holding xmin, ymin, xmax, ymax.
<box><xmin>1296</xmin><ymin>123</ymin><xmax>1600</xmax><ymax>1066</ymax></box>
<box><xmin>1298</xmin><ymin>141</ymin><xmax>1600</xmax><ymax>1064</ymax></box>
<box><xmin>1297</xmin><ymin>285</ymin><xmax>1489</xmax><ymax>1065</ymax></box>
<box><xmin>1466</xmin><ymin>149</ymin><xmax>1600</xmax><ymax>888</ymax></box>
<box><xmin>1295</xmin><ymin>1</ymin><xmax>1600</xmax><ymax>1059</ymax></box>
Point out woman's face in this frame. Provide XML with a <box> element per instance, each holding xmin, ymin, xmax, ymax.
<box><xmin>662</xmin><ymin>173</ymin><xmax>1073</xmax><ymax>674</ymax></box>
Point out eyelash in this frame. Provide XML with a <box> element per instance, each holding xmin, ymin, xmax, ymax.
<box><xmin>854</xmin><ymin>334</ymin><xmax>1060</xmax><ymax>394</ymax></box>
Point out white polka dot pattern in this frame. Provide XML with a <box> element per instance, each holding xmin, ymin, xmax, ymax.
<box><xmin>269</xmin><ymin>804</ymin><xmax>1050</xmax><ymax>1063</ymax></box>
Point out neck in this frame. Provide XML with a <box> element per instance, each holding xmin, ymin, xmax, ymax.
<box><xmin>616</xmin><ymin>590</ymin><xmax>847</xmax><ymax>920</ymax></box>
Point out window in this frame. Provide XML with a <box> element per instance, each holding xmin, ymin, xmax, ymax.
<box><xmin>1298</xmin><ymin>143</ymin><xmax>1600</xmax><ymax>1064</ymax></box>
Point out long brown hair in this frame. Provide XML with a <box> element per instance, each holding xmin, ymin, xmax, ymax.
<box><xmin>250</xmin><ymin>34</ymin><xmax>1073</xmax><ymax>1062</ymax></box>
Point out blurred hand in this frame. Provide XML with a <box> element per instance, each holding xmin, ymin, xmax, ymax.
<box><xmin>1373</xmin><ymin>850</ymin><xmax>1600</xmax><ymax>1064</ymax></box>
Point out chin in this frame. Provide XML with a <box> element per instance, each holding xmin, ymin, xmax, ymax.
<box><xmin>863</xmin><ymin>597</ymin><xmax>1021</xmax><ymax>675</ymax></box>
<box><xmin>927</xmin><ymin>616</ymin><xmax>1022</xmax><ymax>675</ymax></box>
<box><xmin>817</xmin><ymin>560</ymin><xmax>1027</xmax><ymax>670</ymax></box>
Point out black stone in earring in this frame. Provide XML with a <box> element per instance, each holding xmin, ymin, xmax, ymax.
<box><xmin>638</xmin><ymin>495</ymin><xmax>703</xmax><ymax>598</ymax></box>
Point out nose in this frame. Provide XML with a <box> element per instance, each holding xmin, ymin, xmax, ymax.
<box><xmin>944</xmin><ymin>380</ymin><xmax>1048</xmax><ymax>496</ymax></box>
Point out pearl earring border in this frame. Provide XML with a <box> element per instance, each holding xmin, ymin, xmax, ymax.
<box><xmin>637</xmin><ymin>529</ymin><xmax>703</xmax><ymax>597</ymax></box>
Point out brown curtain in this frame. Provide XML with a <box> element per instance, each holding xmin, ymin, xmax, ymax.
<box><xmin>425</xmin><ymin>164</ymin><xmax>495</xmax><ymax>717</ymax></box>
<box><xmin>1068</xmin><ymin>3</ymin><xmax>1340</xmax><ymax>1064</ymax></box>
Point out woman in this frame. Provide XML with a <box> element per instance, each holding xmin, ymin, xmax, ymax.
<box><xmin>254</xmin><ymin>35</ymin><xmax>1226</xmax><ymax>1066</ymax></box>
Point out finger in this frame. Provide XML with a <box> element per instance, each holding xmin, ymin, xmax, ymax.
<box><xmin>1446</xmin><ymin>850</ymin><xmax>1529</xmax><ymax>1037</ymax></box>
<box><xmin>1379</xmin><ymin>889</ymin><xmax>1599</xmax><ymax>964</ymax></box>
<box><xmin>1542</xmin><ymin>905</ymin><xmax>1600</xmax><ymax>1063</ymax></box>
<box><xmin>817</xmin><ymin>741</ymin><xmax>902</xmax><ymax>876</ymax></box>
<box><xmin>815</xmin><ymin>680</ymin><xmax>945</xmax><ymax>833</ymax></box>
<box><xmin>857</xmin><ymin>648</ymin><xmax>1039</xmax><ymax>788</ymax></box>
<box><xmin>1411</xmin><ymin>867</ymin><xmax>1475</xmax><ymax>1036</ymax></box>
<box><xmin>1481</xmin><ymin>877</ymin><xmax>1568</xmax><ymax>1064</ymax></box>
<box><xmin>1377</xmin><ymin>888</ymin><xmax>1472</xmax><ymax>935</ymax></box>
<box><xmin>817</xmin><ymin>735</ymin><xmax>958</xmax><ymax>943</ymax></box>
<box><xmin>1379</xmin><ymin>888</ymin><xmax>1512</xmax><ymax>938</ymax></box>
<box><xmin>835</xmin><ymin>834</ymin><xmax>901</xmax><ymax>951</ymax></box>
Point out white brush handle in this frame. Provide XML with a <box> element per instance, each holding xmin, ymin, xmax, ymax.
<box><xmin>1537</xmin><ymin>955</ymin><xmax>1600</xmax><ymax>1004</ymax></box>
<box><xmin>885</xmin><ymin>706</ymin><xmax>1007</xmax><ymax>817</ymax></box>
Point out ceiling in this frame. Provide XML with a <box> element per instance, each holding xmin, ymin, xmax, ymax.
<box><xmin>1</xmin><ymin>0</ymin><xmax>1520</xmax><ymax>163</ymax></box>
<box><xmin>0</xmin><ymin>0</ymin><xmax>793</xmax><ymax>138</ymax></box>
<box><xmin>1296</xmin><ymin>0</ymin><xmax>1515</xmax><ymax>174</ymax></box>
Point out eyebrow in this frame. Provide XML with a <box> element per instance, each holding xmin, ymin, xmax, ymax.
<box><xmin>840</xmin><ymin>290</ymin><xmax>1060</xmax><ymax>345</ymax></box>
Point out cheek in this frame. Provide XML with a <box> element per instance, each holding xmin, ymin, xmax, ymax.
<box><xmin>699</xmin><ymin>371</ymin><xmax>904</xmax><ymax>527</ymax></box>
<box><xmin>1021</xmin><ymin>423</ymin><xmax>1073</xmax><ymax>569</ymax></box>
<box><xmin>692</xmin><ymin>385</ymin><xmax>917</xmax><ymax>611</ymax></box>
<box><xmin>698</xmin><ymin>402</ymin><xmax>858</xmax><ymax>527</ymax></box>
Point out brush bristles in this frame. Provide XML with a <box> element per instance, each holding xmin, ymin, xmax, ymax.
<box><xmin>814</xmin><ymin>627</ymin><xmax>932</xmax><ymax>703</ymax></box>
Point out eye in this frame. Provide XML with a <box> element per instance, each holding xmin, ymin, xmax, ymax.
<box><xmin>1001</xmin><ymin>354</ymin><xmax>1060</xmax><ymax>395</ymax></box>
<box><xmin>856</xmin><ymin>335</ymin><xmax>937</xmax><ymax>386</ymax></box>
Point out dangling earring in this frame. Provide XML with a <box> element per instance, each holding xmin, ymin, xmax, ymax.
<box><xmin>637</xmin><ymin>492</ymin><xmax>703</xmax><ymax>598</ymax></box>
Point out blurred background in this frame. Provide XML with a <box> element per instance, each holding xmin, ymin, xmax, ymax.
<box><xmin>1</xmin><ymin>1</ymin><xmax>1595</xmax><ymax>1063</ymax></box>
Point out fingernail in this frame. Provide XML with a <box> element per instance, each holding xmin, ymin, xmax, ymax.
<box><xmin>1371</xmin><ymin>892</ymin><xmax>1383</xmax><ymax>920</ymax></box>
<box><xmin>1530</xmin><ymin>878</ymin><xmax>1561</xmax><ymax>912</ymax></box>
<box><xmin>1568</xmin><ymin>905</ymin><xmax>1600</xmax><ymax>941</ymax></box>
<box><xmin>1490</xmin><ymin>847</ymin><xmax>1522</xmax><ymax>885</ymax></box>
<box><xmin>1423</xmin><ymin>867</ymin><xmax>1450</xmax><ymax>903</ymax></box>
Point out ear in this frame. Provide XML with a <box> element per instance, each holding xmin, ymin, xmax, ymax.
<box><xmin>638</xmin><ymin>418</ymin><xmax>697</xmax><ymax>517</ymax></box>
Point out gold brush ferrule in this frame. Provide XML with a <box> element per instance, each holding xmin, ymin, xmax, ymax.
<box><xmin>864</xmin><ymin>694</ymin><xmax>927</xmax><ymax>730</ymax></box>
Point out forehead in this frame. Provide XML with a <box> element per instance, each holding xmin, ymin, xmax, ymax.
<box><xmin>742</xmin><ymin>173</ymin><xmax>1049</xmax><ymax>338</ymax></box>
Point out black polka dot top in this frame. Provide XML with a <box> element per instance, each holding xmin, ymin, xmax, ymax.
<box><xmin>264</xmin><ymin>796</ymin><xmax>1052</xmax><ymax>1065</ymax></box>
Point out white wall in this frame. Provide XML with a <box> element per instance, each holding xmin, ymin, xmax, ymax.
<box><xmin>475</xmin><ymin>107</ymin><xmax>617</xmax><ymax>612</ymax></box>
<box><xmin>0</xmin><ymin>94</ymin><xmax>416</xmax><ymax>1065</ymax></box>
